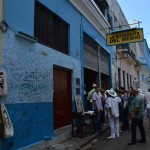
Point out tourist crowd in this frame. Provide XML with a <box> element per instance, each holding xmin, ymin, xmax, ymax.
<box><xmin>85</xmin><ymin>84</ymin><xmax>150</xmax><ymax>145</ymax></box>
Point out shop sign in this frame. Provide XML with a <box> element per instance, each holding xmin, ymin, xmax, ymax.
<box><xmin>106</xmin><ymin>28</ymin><xmax>144</xmax><ymax>46</ymax></box>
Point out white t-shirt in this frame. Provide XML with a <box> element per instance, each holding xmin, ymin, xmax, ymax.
<box><xmin>145</xmin><ymin>92</ymin><xmax>150</xmax><ymax>109</ymax></box>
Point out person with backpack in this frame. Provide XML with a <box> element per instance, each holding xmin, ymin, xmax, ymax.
<box><xmin>87</xmin><ymin>84</ymin><xmax>97</xmax><ymax>110</ymax></box>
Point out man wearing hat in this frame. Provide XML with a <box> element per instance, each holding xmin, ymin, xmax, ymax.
<box><xmin>106</xmin><ymin>88</ymin><xmax>121</xmax><ymax>139</ymax></box>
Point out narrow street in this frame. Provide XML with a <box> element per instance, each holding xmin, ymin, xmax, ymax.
<box><xmin>82</xmin><ymin>119</ymin><xmax>150</xmax><ymax>150</ymax></box>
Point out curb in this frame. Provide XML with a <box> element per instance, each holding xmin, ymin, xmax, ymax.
<box><xmin>80</xmin><ymin>126</ymin><xmax>109</xmax><ymax>148</ymax></box>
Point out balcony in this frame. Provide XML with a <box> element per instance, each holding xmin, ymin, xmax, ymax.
<box><xmin>69</xmin><ymin>0</ymin><xmax>111</xmax><ymax>36</ymax></box>
<box><xmin>134</xmin><ymin>60</ymin><xmax>141</xmax><ymax>71</ymax></box>
<box><xmin>125</xmin><ymin>49</ymin><xmax>136</xmax><ymax>65</ymax></box>
<box><xmin>116</xmin><ymin>44</ymin><xmax>136</xmax><ymax>65</ymax></box>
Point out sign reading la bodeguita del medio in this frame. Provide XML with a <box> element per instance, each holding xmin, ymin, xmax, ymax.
<box><xmin>106</xmin><ymin>28</ymin><xmax>144</xmax><ymax>46</ymax></box>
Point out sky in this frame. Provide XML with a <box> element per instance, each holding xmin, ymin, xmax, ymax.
<box><xmin>117</xmin><ymin>0</ymin><xmax>150</xmax><ymax>48</ymax></box>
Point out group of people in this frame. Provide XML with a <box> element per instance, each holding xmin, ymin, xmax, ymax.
<box><xmin>85</xmin><ymin>83</ymin><xmax>150</xmax><ymax>145</ymax></box>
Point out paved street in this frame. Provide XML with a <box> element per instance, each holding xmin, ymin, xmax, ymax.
<box><xmin>83</xmin><ymin>118</ymin><xmax>150</xmax><ymax>150</ymax></box>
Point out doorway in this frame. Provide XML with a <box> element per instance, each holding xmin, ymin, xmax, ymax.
<box><xmin>53</xmin><ymin>67</ymin><xmax>72</xmax><ymax>129</ymax></box>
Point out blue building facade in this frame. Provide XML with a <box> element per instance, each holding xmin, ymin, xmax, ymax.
<box><xmin>0</xmin><ymin>0</ymin><xmax>113</xmax><ymax>149</ymax></box>
<box><xmin>139</xmin><ymin>39</ymin><xmax>150</xmax><ymax>90</ymax></box>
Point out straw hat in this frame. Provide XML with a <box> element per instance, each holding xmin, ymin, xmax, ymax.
<box><xmin>92</xmin><ymin>84</ymin><xmax>97</xmax><ymax>87</ymax></box>
<box><xmin>106</xmin><ymin>88</ymin><xmax>117</xmax><ymax>97</ymax></box>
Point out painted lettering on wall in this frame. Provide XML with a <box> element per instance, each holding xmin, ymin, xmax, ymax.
<box><xmin>8</xmin><ymin>69</ymin><xmax>52</xmax><ymax>103</ymax></box>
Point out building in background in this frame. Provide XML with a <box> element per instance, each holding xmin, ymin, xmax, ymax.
<box><xmin>0</xmin><ymin>0</ymin><xmax>149</xmax><ymax>149</ymax></box>
<box><xmin>108</xmin><ymin>0</ymin><xmax>143</xmax><ymax>91</ymax></box>
<box><xmin>70</xmin><ymin>0</ymin><xmax>113</xmax><ymax>91</ymax></box>
<box><xmin>138</xmin><ymin>39</ymin><xmax>150</xmax><ymax>93</ymax></box>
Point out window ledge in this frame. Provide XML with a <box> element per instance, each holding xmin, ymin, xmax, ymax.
<box><xmin>16</xmin><ymin>31</ymin><xmax>38</xmax><ymax>43</ymax></box>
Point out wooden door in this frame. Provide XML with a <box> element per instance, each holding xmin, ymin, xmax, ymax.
<box><xmin>53</xmin><ymin>67</ymin><xmax>72</xmax><ymax>129</ymax></box>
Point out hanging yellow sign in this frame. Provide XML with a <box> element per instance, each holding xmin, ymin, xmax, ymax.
<box><xmin>106</xmin><ymin>28</ymin><xmax>144</xmax><ymax>46</ymax></box>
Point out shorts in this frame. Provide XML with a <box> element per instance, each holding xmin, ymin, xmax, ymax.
<box><xmin>147</xmin><ymin>108</ymin><xmax>150</xmax><ymax>118</ymax></box>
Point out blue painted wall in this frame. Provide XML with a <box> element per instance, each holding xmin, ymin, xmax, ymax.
<box><xmin>144</xmin><ymin>39</ymin><xmax>150</xmax><ymax>69</ymax></box>
<box><xmin>2</xmin><ymin>103</ymin><xmax>53</xmax><ymax>150</ymax></box>
<box><xmin>4</xmin><ymin>0</ymin><xmax>81</xmax><ymax>60</ymax></box>
<box><xmin>1</xmin><ymin>29</ymin><xmax>81</xmax><ymax>149</ymax></box>
<box><xmin>1</xmin><ymin>0</ymin><xmax>113</xmax><ymax>149</ymax></box>
<box><xmin>82</xmin><ymin>17</ymin><xmax>112</xmax><ymax>53</ymax></box>
<box><xmin>4</xmin><ymin>0</ymin><xmax>35</xmax><ymax>35</ymax></box>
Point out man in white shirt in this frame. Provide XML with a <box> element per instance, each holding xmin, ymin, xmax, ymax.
<box><xmin>145</xmin><ymin>88</ymin><xmax>150</xmax><ymax>128</ymax></box>
<box><xmin>92</xmin><ymin>87</ymin><xmax>103</xmax><ymax>133</ymax></box>
<box><xmin>106</xmin><ymin>88</ymin><xmax>121</xmax><ymax>139</ymax></box>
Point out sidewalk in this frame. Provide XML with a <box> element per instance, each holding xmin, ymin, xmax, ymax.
<box><xmin>43</xmin><ymin>125</ymin><xmax>109</xmax><ymax>150</ymax></box>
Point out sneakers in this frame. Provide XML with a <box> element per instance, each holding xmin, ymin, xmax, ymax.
<box><xmin>107</xmin><ymin>135</ymin><xmax>116</xmax><ymax>139</ymax></box>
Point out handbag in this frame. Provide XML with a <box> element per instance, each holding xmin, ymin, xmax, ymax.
<box><xmin>0</xmin><ymin>104</ymin><xmax>14</xmax><ymax>138</ymax></box>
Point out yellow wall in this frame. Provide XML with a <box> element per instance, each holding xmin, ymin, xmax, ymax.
<box><xmin>0</xmin><ymin>0</ymin><xmax>4</xmax><ymax>70</ymax></box>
